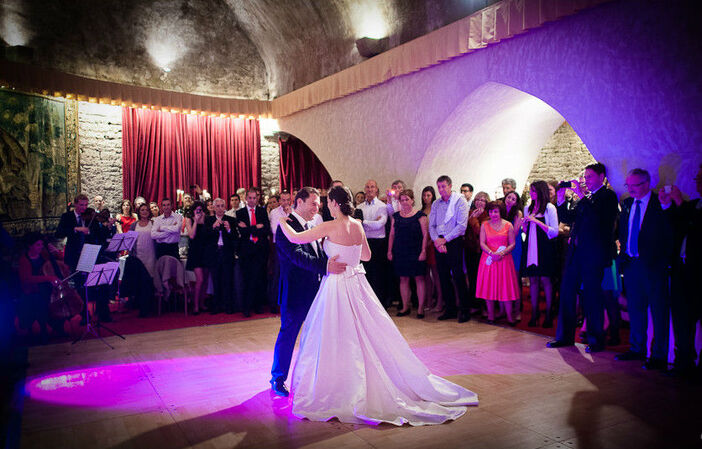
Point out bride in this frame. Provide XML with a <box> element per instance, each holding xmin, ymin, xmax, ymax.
<box><xmin>279</xmin><ymin>185</ymin><xmax>478</xmax><ymax>426</ymax></box>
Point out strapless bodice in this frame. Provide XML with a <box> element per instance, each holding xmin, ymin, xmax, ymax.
<box><xmin>323</xmin><ymin>240</ymin><xmax>362</xmax><ymax>267</ymax></box>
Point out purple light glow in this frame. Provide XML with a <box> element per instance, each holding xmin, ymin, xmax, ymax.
<box><xmin>26</xmin><ymin>351</ymin><xmax>275</xmax><ymax>411</ymax></box>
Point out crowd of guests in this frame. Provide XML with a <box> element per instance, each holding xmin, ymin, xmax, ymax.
<box><xmin>2</xmin><ymin>163</ymin><xmax>701</xmax><ymax>380</ymax></box>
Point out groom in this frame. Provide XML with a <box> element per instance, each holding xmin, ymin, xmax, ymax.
<box><xmin>270</xmin><ymin>187</ymin><xmax>347</xmax><ymax>396</ymax></box>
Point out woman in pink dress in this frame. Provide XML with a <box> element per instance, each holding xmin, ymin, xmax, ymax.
<box><xmin>476</xmin><ymin>201</ymin><xmax>521</xmax><ymax>325</ymax></box>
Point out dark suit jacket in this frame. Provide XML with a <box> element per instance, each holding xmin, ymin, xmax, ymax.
<box><xmin>55</xmin><ymin>211</ymin><xmax>85</xmax><ymax>270</ymax></box>
<box><xmin>618</xmin><ymin>192</ymin><xmax>674</xmax><ymax>271</ymax></box>
<box><xmin>670</xmin><ymin>198</ymin><xmax>702</xmax><ymax>267</ymax></box>
<box><xmin>235</xmin><ymin>206</ymin><xmax>271</xmax><ymax>256</ymax></box>
<box><xmin>204</xmin><ymin>214</ymin><xmax>239</xmax><ymax>256</ymax></box>
<box><xmin>275</xmin><ymin>215</ymin><xmax>327</xmax><ymax>308</ymax></box>
<box><xmin>569</xmin><ymin>186</ymin><xmax>619</xmax><ymax>268</ymax></box>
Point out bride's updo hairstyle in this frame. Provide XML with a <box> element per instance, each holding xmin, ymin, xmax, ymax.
<box><xmin>328</xmin><ymin>185</ymin><xmax>355</xmax><ymax>216</ymax></box>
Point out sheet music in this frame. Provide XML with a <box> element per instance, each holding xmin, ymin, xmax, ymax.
<box><xmin>76</xmin><ymin>244</ymin><xmax>101</xmax><ymax>273</ymax></box>
<box><xmin>106</xmin><ymin>231</ymin><xmax>138</xmax><ymax>252</ymax></box>
<box><xmin>85</xmin><ymin>262</ymin><xmax>120</xmax><ymax>286</ymax></box>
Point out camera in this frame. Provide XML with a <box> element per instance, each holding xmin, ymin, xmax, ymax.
<box><xmin>557</xmin><ymin>181</ymin><xmax>572</xmax><ymax>189</ymax></box>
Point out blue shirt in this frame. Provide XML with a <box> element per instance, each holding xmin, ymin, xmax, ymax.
<box><xmin>428</xmin><ymin>192</ymin><xmax>469</xmax><ymax>242</ymax></box>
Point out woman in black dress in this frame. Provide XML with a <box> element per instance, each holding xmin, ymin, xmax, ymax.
<box><xmin>186</xmin><ymin>201</ymin><xmax>209</xmax><ymax>314</ymax></box>
<box><xmin>387</xmin><ymin>190</ymin><xmax>428</xmax><ymax>318</ymax></box>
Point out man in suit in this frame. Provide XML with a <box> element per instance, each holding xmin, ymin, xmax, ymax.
<box><xmin>205</xmin><ymin>198</ymin><xmax>239</xmax><ymax>315</ymax></box>
<box><xmin>270</xmin><ymin>187</ymin><xmax>346</xmax><ymax>396</ymax></box>
<box><xmin>237</xmin><ymin>187</ymin><xmax>272</xmax><ymax>316</ymax></box>
<box><xmin>548</xmin><ymin>162</ymin><xmax>619</xmax><ymax>352</ymax></box>
<box><xmin>55</xmin><ymin>194</ymin><xmax>91</xmax><ymax>271</ymax></box>
<box><xmin>614</xmin><ymin>169</ymin><xmax>673</xmax><ymax>369</ymax></box>
<box><xmin>661</xmin><ymin>163</ymin><xmax>702</xmax><ymax>378</ymax></box>
<box><xmin>320</xmin><ymin>180</ymin><xmax>344</xmax><ymax>222</ymax></box>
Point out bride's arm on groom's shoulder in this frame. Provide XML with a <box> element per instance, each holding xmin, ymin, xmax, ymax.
<box><xmin>280</xmin><ymin>219</ymin><xmax>330</xmax><ymax>244</ymax></box>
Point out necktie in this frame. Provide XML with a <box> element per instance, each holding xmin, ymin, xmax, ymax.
<box><xmin>629</xmin><ymin>199</ymin><xmax>641</xmax><ymax>257</ymax></box>
<box><xmin>250</xmin><ymin>208</ymin><xmax>258</xmax><ymax>243</ymax></box>
<box><xmin>305</xmin><ymin>223</ymin><xmax>321</xmax><ymax>256</ymax></box>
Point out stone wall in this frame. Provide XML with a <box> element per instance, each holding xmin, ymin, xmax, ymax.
<box><xmin>260</xmin><ymin>135</ymin><xmax>280</xmax><ymax>195</ymax></box>
<box><xmin>522</xmin><ymin>121</ymin><xmax>596</xmax><ymax>195</ymax></box>
<box><xmin>78</xmin><ymin>103</ymin><xmax>123</xmax><ymax>212</ymax></box>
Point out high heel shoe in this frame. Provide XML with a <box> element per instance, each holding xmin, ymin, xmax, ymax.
<box><xmin>416</xmin><ymin>313</ymin><xmax>425</xmax><ymax>319</ymax></box>
<box><xmin>396</xmin><ymin>310</ymin><xmax>411</xmax><ymax>317</ymax></box>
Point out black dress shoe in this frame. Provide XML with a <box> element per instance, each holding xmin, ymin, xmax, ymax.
<box><xmin>585</xmin><ymin>344</ymin><xmax>604</xmax><ymax>353</ymax></box>
<box><xmin>396</xmin><ymin>310</ymin><xmax>411</xmax><ymax>317</ymax></box>
<box><xmin>615</xmin><ymin>350</ymin><xmax>645</xmax><ymax>361</ymax></box>
<box><xmin>527</xmin><ymin>317</ymin><xmax>539</xmax><ymax>327</ymax></box>
<box><xmin>271</xmin><ymin>380</ymin><xmax>289</xmax><ymax>397</ymax></box>
<box><xmin>547</xmin><ymin>340</ymin><xmax>574</xmax><ymax>348</ymax></box>
<box><xmin>438</xmin><ymin>312</ymin><xmax>457</xmax><ymax>321</ymax></box>
<box><xmin>458</xmin><ymin>313</ymin><xmax>471</xmax><ymax>323</ymax></box>
<box><xmin>416</xmin><ymin>314</ymin><xmax>425</xmax><ymax>319</ymax></box>
<box><xmin>643</xmin><ymin>358</ymin><xmax>667</xmax><ymax>371</ymax></box>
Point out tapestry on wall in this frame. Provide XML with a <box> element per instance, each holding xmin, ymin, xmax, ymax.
<box><xmin>0</xmin><ymin>90</ymin><xmax>68</xmax><ymax>234</ymax></box>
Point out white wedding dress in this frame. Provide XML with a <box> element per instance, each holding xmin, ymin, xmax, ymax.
<box><xmin>290</xmin><ymin>241</ymin><xmax>478</xmax><ymax>426</ymax></box>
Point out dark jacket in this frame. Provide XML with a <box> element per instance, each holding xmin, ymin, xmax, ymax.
<box><xmin>569</xmin><ymin>186</ymin><xmax>619</xmax><ymax>268</ymax></box>
<box><xmin>235</xmin><ymin>205</ymin><xmax>271</xmax><ymax>255</ymax></box>
<box><xmin>204</xmin><ymin>214</ymin><xmax>239</xmax><ymax>255</ymax></box>
<box><xmin>275</xmin><ymin>214</ymin><xmax>327</xmax><ymax>307</ymax></box>
<box><xmin>55</xmin><ymin>211</ymin><xmax>86</xmax><ymax>270</ymax></box>
<box><xmin>670</xmin><ymin>198</ymin><xmax>702</xmax><ymax>267</ymax></box>
<box><xmin>618</xmin><ymin>192</ymin><xmax>674</xmax><ymax>271</ymax></box>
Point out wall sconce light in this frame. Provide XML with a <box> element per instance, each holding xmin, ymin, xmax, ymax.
<box><xmin>355</xmin><ymin>36</ymin><xmax>389</xmax><ymax>58</ymax></box>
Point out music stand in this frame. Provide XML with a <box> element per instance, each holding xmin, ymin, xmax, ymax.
<box><xmin>106</xmin><ymin>231</ymin><xmax>137</xmax><ymax>254</ymax></box>
<box><xmin>72</xmin><ymin>245</ymin><xmax>125</xmax><ymax>348</ymax></box>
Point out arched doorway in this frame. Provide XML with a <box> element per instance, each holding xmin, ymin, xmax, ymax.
<box><xmin>277</xmin><ymin>132</ymin><xmax>332</xmax><ymax>191</ymax></box>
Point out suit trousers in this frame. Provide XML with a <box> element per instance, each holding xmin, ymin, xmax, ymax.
<box><xmin>270</xmin><ymin>296</ymin><xmax>315</xmax><ymax>383</ymax></box>
<box><xmin>155</xmin><ymin>242</ymin><xmax>179</xmax><ymax>259</ymax></box>
<box><xmin>670</xmin><ymin>257</ymin><xmax>700</xmax><ymax>368</ymax></box>
<box><xmin>241</xmin><ymin>246</ymin><xmax>268</xmax><ymax>313</ymax></box>
<box><xmin>436</xmin><ymin>238</ymin><xmax>471</xmax><ymax>315</ymax></box>
<box><xmin>556</xmin><ymin>250</ymin><xmax>606</xmax><ymax>346</ymax></box>
<box><xmin>364</xmin><ymin>238</ymin><xmax>388</xmax><ymax>306</ymax></box>
<box><xmin>211</xmin><ymin>247</ymin><xmax>234</xmax><ymax>312</ymax></box>
<box><xmin>623</xmin><ymin>258</ymin><xmax>669</xmax><ymax>360</ymax></box>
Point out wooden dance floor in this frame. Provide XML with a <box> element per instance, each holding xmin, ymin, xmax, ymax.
<box><xmin>19</xmin><ymin>316</ymin><xmax>701</xmax><ymax>449</ymax></box>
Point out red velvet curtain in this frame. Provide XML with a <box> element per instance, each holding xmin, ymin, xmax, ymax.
<box><xmin>122</xmin><ymin>108</ymin><xmax>260</xmax><ymax>205</ymax></box>
<box><xmin>278</xmin><ymin>136</ymin><xmax>331</xmax><ymax>191</ymax></box>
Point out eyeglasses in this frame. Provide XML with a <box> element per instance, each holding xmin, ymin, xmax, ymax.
<box><xmin>624</xmin><ymin>181</ymin><xmax>647</xmax><ymax>188</ymax></box>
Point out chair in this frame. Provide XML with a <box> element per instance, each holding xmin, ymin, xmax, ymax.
<box><xmin>155</xmin><ymin>255</ymin><xmax>189</xmax><ymax>315</ymax></box>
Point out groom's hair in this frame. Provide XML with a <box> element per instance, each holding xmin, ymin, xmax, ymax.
<box><xmin>294</xmin><ymin>187</ymin><xmax>320</xmax><ymax>208</ymax></box>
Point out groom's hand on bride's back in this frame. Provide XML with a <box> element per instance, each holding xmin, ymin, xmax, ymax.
<box><xmin>327</xmin><ymin>255</ymin><xmax>347</xmax><ymax>274</ymax></box>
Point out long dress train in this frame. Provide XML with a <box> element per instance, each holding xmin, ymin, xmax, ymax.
<box><xmin>291</xmin><ymin>241</ymin><xmax>478</xmax><ymax>426</ymax></box>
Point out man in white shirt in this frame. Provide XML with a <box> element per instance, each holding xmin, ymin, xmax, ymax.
<box><xmin>357</xmin><ymin>179</ymin><xmax>390</xmax><ymax>306</ymax></box>
<box><xmin>269</xmin><ymin>190</ymin><xmax>293</xmax><ymax>243</ymax></box>
<box><xmin>460</xmin><ymin>183</ymin><xmax>474</xmax><ymax>210</ymax></box>
<box><xmin>226</xmin><ymin>194</ymin><xmax>241</xmax><ymax>217</ymax></box>
<box><xmin>151</xmin><ymin>198</ymin><xmax>183</xmax><ymax>259</ymax></box>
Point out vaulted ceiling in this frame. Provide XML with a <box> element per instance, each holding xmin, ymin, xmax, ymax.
<box><xmin>0</xmin><ymin>0</ymin><xmax>499</xmax><ymax>100</ymax></box>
